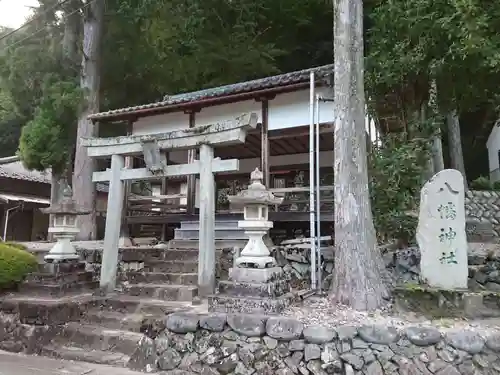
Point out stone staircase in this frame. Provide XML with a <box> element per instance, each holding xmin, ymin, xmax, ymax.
<box><xmin>169</xmin><ymin>219</ymin><xmax>249</xmax><ymax>250</ymax></box>
<box><xmin>1</xmin><ymin>246</ymin><xmax>206</xmax><ymax>368</ymax></box>
<box><xmin>20</xmin><ymin>262</ymin><xmax>98</xmax><ymax>297</ymax></box>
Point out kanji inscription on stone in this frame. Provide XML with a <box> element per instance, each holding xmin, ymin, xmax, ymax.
<box><xmin>417</xmin><ymin>169</ymin><xmax>468</xmax><ymax>289</ymax></box>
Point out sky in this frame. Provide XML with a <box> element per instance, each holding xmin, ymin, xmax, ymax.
<box><xmin>0</xmin><ymin>0</ymin><xmax>38</xmax><ymax>29</ymax></box>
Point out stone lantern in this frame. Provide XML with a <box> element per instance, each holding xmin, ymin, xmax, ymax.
<box><xmin>41</xmin><ymin>182</ymin><xmax>90</xmax><ymax>263</ymax></box>
<box><xmin>228</xmin><ymin>168</ymin><xmax>283</xmax><ymax>269</ymax></box>
<box><xmin>209</xmin><ymin>168</ymin><xmax>292</xmax><ymax>314</ymax></box>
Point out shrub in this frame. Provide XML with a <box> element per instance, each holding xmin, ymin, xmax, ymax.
<box><xmin>493</xmin><ymin>181</ymin><xmax>500</xmax><ymax>191</ymax></box>
<box><xmin>369</xmin><ymin>135</ymin><xmax>430</xmax><ymax>245</ymax></box>
<box><xmin>0</xmin><ymin>243</ymin><xmax>37</xmax><ymax>289</ymax></box>
<box><xmin>470</xmin><ymin>176</ymin><xmax>493</xmax><ymax>190</ymax></box>
<box><xmin>3</xmin><ymin>242</ymin><xmax>28</xmax><ymax>251</ymax></box>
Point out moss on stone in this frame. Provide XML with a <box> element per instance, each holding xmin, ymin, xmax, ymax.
<box><xmin>395</xmin><ymin>283</ymin><xmax>500</xmax><ymax>319</ymax></box>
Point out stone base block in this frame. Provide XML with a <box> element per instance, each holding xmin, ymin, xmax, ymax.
<box><xmin>19</xmin><ymin>280</ymin><xmax>99</xmax><ymax>297</ymax></box>
<box><xmin>22</xmin><ymin>261</ymin><xmax>98</xmax><ymax>297</ymax></box>
<box><xmin>12</xmin><ymin>298</ymin><xmax>93</xmax><ymax>325</ymax></box>
<box><xmin>394</xmin><ymin>284</ymin><xmax>500</xmax><ymax>319</ymax></box>
<box><xmin>229</xmin><ymin>266</ymin><xmax>283</xmax><ymax>283</ymax></box>
<box><xmin>217</xmin><ymin>279</ymin><xmax>290</xmax><ymax>298</ymax></box>
<box><xmin>38</xmin><ymin>261</ymin><xmax>85</xmax><ymax>274</ymax></box>
<box><xmin>208</xmin><ymin>293</ymin><xmax>293</xmax><ymax>315</ymax></box>
<box><xmin>466</xmin><ymin>219</ymin><xmax>496</xmax><ymax>243</ymax></box>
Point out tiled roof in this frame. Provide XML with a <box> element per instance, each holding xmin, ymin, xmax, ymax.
<box><xmin>0</xmin><ymin>158</ymin><xmax>51</xmax><ymax>184</ymax></box>
<box><xmin>0</xmin><ymin>156</ymin><xmax>108</xmax><ymax>192</ymax></box>
<box><xmin>89</xmin><ymin>64</ymin><xmax>334</xmax><ymax>121</ymax></box>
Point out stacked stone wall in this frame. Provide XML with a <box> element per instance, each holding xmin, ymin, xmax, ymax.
<box><xmin>465</xmin><ymin>190</ymin><xmax>500</xmax><ymax>237</ymax></box>
<box><xmin>0</xmin><ymin>313</ymin><xmax>56</xmax><ymax>354</ymax></box>
<box><xmin>128</xmin><ymin>312</ymin><xmax>500</xmax><ymax>374</ymax></box>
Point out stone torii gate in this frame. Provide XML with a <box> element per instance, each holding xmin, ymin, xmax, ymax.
<box><xmin>81</xmin><ymin>113</ymin><xmax>258</xmax><ymax>295</ymax></box>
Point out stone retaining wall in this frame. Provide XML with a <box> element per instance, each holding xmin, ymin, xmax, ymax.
<box><xmin>0</xmin><ymin>313</ymin><xmax>55</xmax><ymax>354</ymax></box>
<box><xmin>465</xmin><ymin>190</ymin><xmax>500</xmax><ymax>237</ymax></box>
<box><xmin>273</xmin><ymin>237</ymin><xmax>334</xmax><ymax>290</ymax></box>
<box><xmin>386</xmin><ymin>245</ymin><xmax>500</xmax><ymax>292</ymax></box>
<box><xmin>129</xmin><ymin>312</ymin><xmax>500</xmax><ymax>374</ymax></box>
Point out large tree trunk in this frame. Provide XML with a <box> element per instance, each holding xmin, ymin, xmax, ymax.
<box><xmin>331</xmin><ymin>0</ymin><xmax>389</xmax><ymax>310</ymax></box>
<box><xmin>446</xmin><ymin>109</ymin><xmax>468</xmax><ymax>189</ymax></box>
<box><xmin>73</xmin><ymin>0</ymin><xmax>104</xmax><ymax>240</ymax></box>
<box><xmin>49</xmin><ymin>0</ymin><xmax>80</xmax><ymax>239</ymax></box>
<box><xmin>431</xmin><ymin>134</ymin><xmax>445</xmax><ymax>172</ymax></box>
<box><xmin>428</xmin><ymin>80</ymin><xmax>445</xmax><ymax>173</ymax></box>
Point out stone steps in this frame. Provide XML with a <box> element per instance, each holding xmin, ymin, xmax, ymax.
<box><xmin>18</xmin><ymin>280</ymin><xmax>99</xmax><ymax>298</ymax></box>
<box><xmin>167</xmin><ymin>239</ymin><xmax>247</xmax><ymax>250</ymax></box>
<box><xmin>174</xmin><ymin>227</ymin><xmax>246</xmax><ymax>240</ymax></box>
<box><xmin>120</xmin><ymin>271</ymin><xmax>197</xmax><ymax>285</ymax></box>
<box><xmin>41</xmin><ymin>344</ymin><xmax>130</xmax><ymax>367</ymax></box>
<box><xmin>120</xmin><ymin>248</ymin><xmax>199</xmax><ymax>262</ymax></box>
<box><xmin>53</xmin><ymin>322</ymin><xmax>144</xmax><ymax>356</ymax></box>
<box><xmin>208</xmin><ymin>293</ymin><xmax>294</xmax><ymax>315</ymax></box>
<box><xmin>159</xmin><ymin>249</ymin><xmax>199</xmax><ymax>261</ymax></box>
<box><xmin>143</xmin><ymin>260</ymin><xmax>198</xmax><ymax>273</ymax></box>
<box><xmin>25</xmin><ymin>270</ymin><xmax>93</xmax><ymax>284</ymax></box>
<box><xmin>217</xmin><ymin>279</ymin><xmax>290</xmax><ymax>298</ymax></box>
<box><xmin>122</xmin><ymin>283</ymin><xmax>198</xmax><ymax>302</ymax></box>
<box><xmin>179</xmin><ymin>220</ymin><xmax>240</xmax><ymax>230</ymax></box>
<box><xmin>93</xmin><ymin>294</ymin><xmax>197</xmax><ymax>315</ymax></box>
<box><xmin>83</xmin><ymin>310</ymin><xmax>164</xmax><ymax>333</ymax></box>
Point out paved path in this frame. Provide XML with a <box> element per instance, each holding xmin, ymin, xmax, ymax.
<box><xmin>0</xmin><ymin>351</ymin><xmax>144</xmax><ymax>375</ymax></box>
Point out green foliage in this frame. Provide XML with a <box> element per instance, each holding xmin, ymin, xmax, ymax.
<box><xmin>3</xmin><ymin>242</ymin><xmax>28</xmax><ymax>251</ymax></box>
<box><xmin>0</xmin><ymin>243</ymin><xmax>37</xmax><ymax>289</ymax></box>
<box><xmin>370</xmin><ymin>134</ymin><xmax>431</xmax><ymax>244</ymax></box>
<box><xmin>469</xmin><ymin>176</ymin><xmax>500</xmax><ymax>191</ymax></box>
<box><xmin>100</xmin><ymin>0</ymin><xmax>332</xmax><ymax>109</ymax></box>
<box><xmin>493</xmin><ymin>181</ymin><xmax>500</xmax><ymax>191</ymax></box>
<box><xmin>0</xmin><ymin>87</ymin><xmax>23</xmax><ymax>156</ymax></box>
<box><xmin>18</xmin><ymin>77</ymin><xmax>81</xmax><ymax>173</ymax></box>
<box><xmin>365</xmin><ymin>0</ymin><xmax>500</xmax><ymax>146</ymax></box>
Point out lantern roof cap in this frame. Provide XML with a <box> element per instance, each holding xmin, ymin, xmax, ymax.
<box><xmin>228</xmin><ymin>168</ymin><xmax>283</xmax><ymax>206</ymax></box>
<box><xmin>41</xmin><ymin>181</ymin><xmax>91</xmax><ymax>215</ymax></box>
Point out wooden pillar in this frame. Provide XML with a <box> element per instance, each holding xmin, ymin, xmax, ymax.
<box><xmin>187</xmin><ymin>111</ymin><xmax>197</xmax><ymax>215</ymax></box>
<box><xmin>261</xmin><ymin>100</ymin><xmax>270</xmax><ymax>187</ymax></box>
<box><xmin>198</xmin><ymin>144</ymin><xmax>215</xmax><ymax>296</ymax></box>
<box><xmin>100</xmin><ymin>154</ymin><xmax>125</xmax><ymax>293</ymax></box>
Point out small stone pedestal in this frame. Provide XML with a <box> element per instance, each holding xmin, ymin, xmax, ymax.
<box><xmin>208</xmin><ymin>169</ymin><xmax>293</xmax><ymax>314</ymax></box>
<box><xmin>21</xmin><ymin>183</ymin><xmax>98</xmax><ymax>297</ymax></box>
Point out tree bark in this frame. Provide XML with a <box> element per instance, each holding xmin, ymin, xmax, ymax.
<box><xmin>446</xmin><ymin>109</ymin><xmax>468</xmax><ymax>189</ymax></box>
<box><xmin>49</xmin><ymin>0</ymin><xmax>80</xmax><ymax>239</ymax></box>
<box><xmin>73</xmin><ymin>0</ymin><xmax>104</xmax><ymax>240</ymax></box>
<box><xmin>428</xmin><ymin>80</ymin><xmax>445</xmax><ymax>173</ymax></box>
<box><xmin>331</xmin><ymin>0</ymin><xmax>389</xmax><ymax>310</ymax></box>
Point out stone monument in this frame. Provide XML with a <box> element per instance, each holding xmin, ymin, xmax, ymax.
<box><xmin>416</xmin><ymin>169</ymin><xmax>468</xmax><ymax>289</ymax></box>
<box><xmin>208</xmin><ymin>168</ymin><xmax>293</xmax><ymax>314</ymax></box>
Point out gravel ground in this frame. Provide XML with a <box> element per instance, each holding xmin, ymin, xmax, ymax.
<box><xmin>282</xmin><ymin>296</ymin><xmax>500</xmax><ymax>334</ymax></box>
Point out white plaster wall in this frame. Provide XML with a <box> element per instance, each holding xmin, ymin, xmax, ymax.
<box><xmin>268</xmin><ymin>87</ymin><xmax>334</xmax><ymax>130</ymax></box>
<box><xmin>487</xmin><ymin>125</ymin><xmax>500</xmax><ymax>177</ymax></box>
<box><xmin>131</xmin><ymin>87</ymin><xmax>334</xmax><ymax>136</ymax></box>
<box><xmin>132</xmin><ymin>111</ymin><xmax>189</xmax><ymax>135</ymax></box>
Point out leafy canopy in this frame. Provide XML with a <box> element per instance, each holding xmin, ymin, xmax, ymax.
<box><xmin>19</xmin><ymin>76</ymin><xmax>80</xmax><ymax>173</ymax></box>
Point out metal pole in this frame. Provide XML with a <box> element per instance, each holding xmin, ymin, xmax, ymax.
<box><xmin>315</xmin><ymin>94</ymin><xmax>322</xmax><ymax>294</ymax></box>
<box><xmin>3</xmin><ymin>205</ymin><xmax>20</xmax><ymax>241</ymax></box>
<box><xmin>309</xmin><ymin>71</ymin><xmax>317</xmax><ymax>290</ymax></box>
